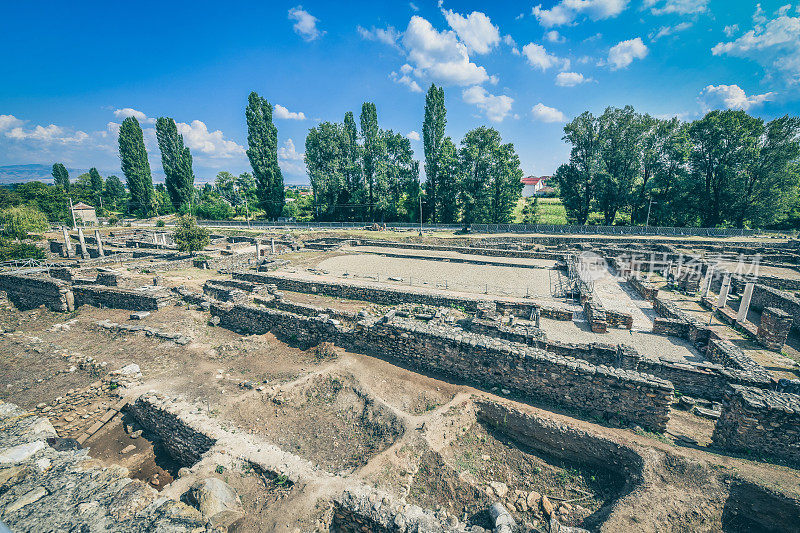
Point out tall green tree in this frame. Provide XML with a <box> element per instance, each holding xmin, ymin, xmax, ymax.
<box><xmin>245</xmin><ymin>92</ymin><xmax>284</xmax><ymax>219</ymax></box>
<box><xmin>89</xmin><ymin>167</ymin><xmax>103</xmax><ymax>195</ymax></box>
<box><xmin>422</xmin><ymin>84</ymin><xmax>446</xmax><ymax>222</ymax></box>
<box><xmin>596</xmin><ymin>106</ymin><xmax>646</xmax><ymax>224</ymax></box>
<box><xmin>436</xmin><ymin>137</ymin><xmax>460</xmax><ymax>223</ymax></box>
<box><xmin>118</xmin><ymin>116</ymin><xmax>155</xmax><ymax>217</ymax></box>
<box><xmin>52</xmin><ymin>163</ymin><xmax>70</xmax><ymax>193</ymax></box>
<box><xmin>103</xmin><ymin>175</ymin><xmax>126</xmax><ymax>212</ymax></box>
<box><xmin>458</xmin><ymin>127</ymin><xmax>522</xmax><ymax>225</ymax></box>
<box><xmin>341</xmin><ymin>111</ymin><xmax>364</xmax><ymax>220</ymax></box>
<box><xmin>305</xmin><ymin>122</ymin><xmax>346</xmax><ymax>220</ymax></box>
<box><xmin>560</xmin><ymin>112</ymin><xmax>599</xmax><ymax>224</ymax></box>
<box><xmin>360</xmin><ymin>102</ymin><xmax>383</xmax><ymax>219</ymax></box>
<box><xmin>381</xmin><ymin>130</ymin><xmax>420</xmax><ymax>221</ymax></box>
<box><xmin>156</xmin><ymin>117</ymin><xmax>194</xmax><ymax>213</ymax></box>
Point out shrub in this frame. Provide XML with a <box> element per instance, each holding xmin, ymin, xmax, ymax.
<box><xmin>108</xmin><ymin>216</ymin><xmax>119</xmax><ymax>225</ymax></box>
<box><xmin>156</xmin><ymin>219</ymin><xmax>165</xmax><ymax>228</ymax></box>
<box><xmin>0</xmin><ymin>238</ymin><xmax>45</xmax><ymax>260</ymax></box>
<box><xmin>173</xmin><ymin>215</ymin><xmax>210</xmax><ymax>254</ymax></box>
<box><xmin>0</xmin><ymin>205</ymin><xmax>49</xmax><ymax>240</ymax></box>
<box><xmin>194</xmin><ymin>198</ymin><xmax>234</xmax><ymax>220</ymax></box>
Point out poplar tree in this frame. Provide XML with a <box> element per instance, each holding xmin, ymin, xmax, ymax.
<box><xmin>118</xmin><ymin>116</ymin><xmax>155</xmax><ymax>218</ymax></box>
<box><xmin>156</xmin><ymin>117</ymin><xmax>195</xmax><ymax>212</ymax></box>
<box><xmin>52</xmin><ymin>163</ymin><xmax>70</xmax><ymax>192</ymax></box>
<box><xmin>89</xmin><ymin>167</ymin><xmax>103</xmax><ymax>195</ymax></box>
<box><xmin>360</xmin><ymin>102</ymin><xmax>382</xmax><ymax>220</ymax></box>
<box><xmin>245</xmin><ymin>92</ymin><xmax>284</xmax><ymax>219</ymax></box>
<box><xmin>422</xmin><ymin>84</ymin><xmax>446</xmax><ymax>222</ymax></box>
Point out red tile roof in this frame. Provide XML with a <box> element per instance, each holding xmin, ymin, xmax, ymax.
<box><xmin>72</xmin><ymin>202</ymin><xmax>95</xmax><ymax>210</ymax></box>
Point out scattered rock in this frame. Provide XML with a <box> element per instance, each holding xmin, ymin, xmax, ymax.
<box><xmin>129</xmin><ymin>311</ymin><xmax>150</xmax><ymax>320</ymax></box>
<box><xmin>3</xmin><ymin>486</ymin><xmax>47</xmax><ymax>516</ymax></box>
<box><xmin>541</xmin><ymin>495</ymin><xmax>554</xmax><ymax>517</ymax></box>
<box><xmin>120</xmin><ymin>445</ymin><xmax>136</xmax><ymax>454</ymax></box>
<box><xmin>488</xmin><ymin>481</ymin><xmax>508</xmax><ymax>498</ymax></box>
<box><xmin>186</xmin><ymin>478</ymin><xmax>245</xmax><ymax>529</ymax></box>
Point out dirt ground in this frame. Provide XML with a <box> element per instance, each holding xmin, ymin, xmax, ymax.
<box><xmin>4</xmin><ymin>232</ymin><xmax>800</xmax><ymax>531</ymax></box>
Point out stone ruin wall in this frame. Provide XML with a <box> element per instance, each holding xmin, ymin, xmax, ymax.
<box><xmin>210</xmin><ymin>302</ymin><xmax>674</xmax><ymax>432</ymax></box>
<box><xmin>712</xmin><ymin>385</ymin><xmax>800</xmax><ymax>465</ymax></box>
<box><xmin>232</xmin><ymin>271</ymin><xmax>570</xmax><ymax>320</ymax></box>
<box><xmin>72</xmin><ymin>285</ymin><xmax>165</xmax><ymax>311</ymax></box>
<box><xmin>0</xmin><ymin>272</ymin><xmax>74</xmax><ymax>312</ymax></box>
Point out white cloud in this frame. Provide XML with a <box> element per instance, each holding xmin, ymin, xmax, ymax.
<box><xmin>555</xmin><ymin>71</ymin><xmax>592</xmax><ymax>86</ymax></box>
<box><xmin>607</xmin><ymin>37</ymin><xmax>648</xmax><ymax>69</ymax></box>
<box><xmin>390</xmin><ymin>64</ymin><xmax>423</xmax><ymax>92</ymax></box>
<box><xmin>5</xmin><ymin>124</ymin><xmax>89</xmax><ymax>144</ymax></box>
<box><xmin>401</xmin><ymin>15</ymin><xmax>490</xmax><ymax>86</ymax></box>
<box><xmin>176</xmin><ymin>120</ymin><xmax>245</xmax><ymax>158</ymax></box>
<box><xmin>698</xmin><ymin>84</ymin><xmax>774</xmax><ymax>111</ymax></box>
<box><xmin>712</xmin><ymin>7</ymin><xmax>800</xmax><ymax>84</ymax></box>
<box><xmin>358</xmin><ymin>25</ymin><xmax>401</xmax><ymax>48</ymax></box>
<box><xmin>643</xmin><ymin>0</ymin><xmax>708</xmax><ymax>15</ymax></box>
<box><xmin>462</xmin><ymin>86</ymin><xmax>514</xmax><ymax>122</ymax></box>
<box><xmin>522</xmin><ymin>43</ymin><xmax>567</xmax><ymax>71</ymax></box>
<box><xmin>277</xmin><ymin>139</ymin><xmax>305</xmax><ymax>175</ymax></box>
<box><xmin>545</xmin><ymin>30</ymin><xmax>565</xmax><ymax>43</ymax></box>
<box><xmin>288</xmin><ymin>6</ymin><xmax>324</xmax><ymax>42</ymax></box>
<box><xmin>650</xmin><ymin>21</ymin><xmax>693</xmax><ymax>41</ymax></box>
<box><xmin>531</xmin><ymin>103</ymin><xmax>566</xmax><ymax>122</ymax></box>
<box><xmin>113</xmin><ymin>108</ymin><xmax>155</xmax><ymax>125</ymax></box>
<box><xmin>442</xmin><ymin>9</ymin><xmax>500</xmax><ymax>55</ymax></box>
<box><xmin>723</xmin><ymin>24</ymin><xmax>739</xmax><ymax>37</ymax></box>
<box><xmin>0</xmin><ymin>115</ymin><xmax>24</xmax><ymax>131</ymax></box>
<box><xmin>406</xmin><ymin>130</ymin><xmax>421</xmax><ymax>141</ymax></box>
<box><xmin>273</xmin><ymin>104</ymin><xmax>307</xmax><ymax>121</ymax></box>
<box><xmin>532</xmin><ymin>0</ymin><xmax>628</xmax><ymax>28</ymax></box>
<box><xmin>410</xmin><ymin>2</ymin><xmax>419</xmax><ymax>11</ymax></box>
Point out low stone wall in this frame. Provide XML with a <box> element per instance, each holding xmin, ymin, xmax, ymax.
<box><xmin>253</xmin><ymin>294</ymin><xmax>357</xmax><ymax>322</ymax></box>
<box><xmin>211</xmin><ymin>303</ymin><xmax>674</xmax><ymax>431</ymax></box>
<box><xmin>651</xmin><ymin>296</ymin><xmax>712</xmax><ymax>348</ymax></box>
<box><xmin>466</xmin><ymin>317</ymin><xmax>547</xmax><ymax>345</ymax></box>
<box><xmin>353</xmin><ymin>239</ymin><xmax>564</xmax><ymax>260</ymax></box>
<box><xmin>0</xmin><ymin>272</ymin><xmax>74</xmax><ymax>312</ymax></box>
<box><xmin>712</xmin><ymin>385</ymin><xmax>800</xmax><ymax>465</ymax></box>
<box><xmin>750</xmin><ymin>283</ymin><xmax>800</xmax><ymax>332</ymax></box>
<box><xmin>628</xmin><ymin>277</ymin><xmax>659</xmax><ymax>301</ymax></box>
<box><xmin>73</xmin><ymin>285</ymin><xmax>168</xmax><ymax>311</ymax></box>
<box><xmin>232</xmin><ymin>270</ymin><xmax>549</xmax><ymax>318</ymax></box>
<box><xmin>126</xmin><ymin>394</ymin><xmax>217</xmax><ymax>467</ymax></box>
<box><xmin>202</xmin><ymin>281</ymin><xmax>247</xmax><ymax>302</ymax></box>
<box><xmin>756</xmin><ymin>307</ymin><xmax>793</xmax><ymax>350</ymax></box>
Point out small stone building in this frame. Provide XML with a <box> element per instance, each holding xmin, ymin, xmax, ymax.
<box><xmin>72</xmin><ymin>202</ymin><xmax>98</xmax><ymax>226</ymax></box>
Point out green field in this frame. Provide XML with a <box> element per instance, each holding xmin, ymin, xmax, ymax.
<box><xmin>513</xmin><ymin>197</ymin><xmax>568</xmax><ymax>224</ymax></box>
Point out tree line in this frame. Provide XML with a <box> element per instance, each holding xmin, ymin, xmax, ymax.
<box><xmin>305</xmin><ymin>84</ymin><xmax>524</xmax><ymax>225</ymax></box>
<box><xmin>556</xmin><ymin>106</ymin><xmax>800</xmax><ymax>228</ymax></box>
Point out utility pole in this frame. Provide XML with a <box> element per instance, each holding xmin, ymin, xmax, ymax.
<box><xmin>419</xmin><ymin>194</ymin><xmax>423</xmax><ymax>236</ymax></box>
<box><xmin>645</xmin><ymin>198</ymin><xmax>656</xmax><ymax>227</ymax></box>
<box><xmin>68</xmin><ymin>197</ymin><xmax>77</xmax><ymax>230</ymax></box>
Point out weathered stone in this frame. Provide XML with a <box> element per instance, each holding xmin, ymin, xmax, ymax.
<box><xmin>187</xmin><ymin>477</ymin><xmax>244</xmax><ymax>528</ymax></box>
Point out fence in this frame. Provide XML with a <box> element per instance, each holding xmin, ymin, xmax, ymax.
<box><xmin>193</xmin><ymin>219</ymin><xmax>758</xmax><ymax>237</ymax></box>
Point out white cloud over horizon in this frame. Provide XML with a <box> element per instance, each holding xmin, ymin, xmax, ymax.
<box><xmin>274</xmin><ymin>104</ymin><xmax>307</xmax><ymax>120</ymax></box>
<box><xmin>288</xmin><ymin>6</ymin><xmax>324</xmax><ymax>42</ymax></box>
<box><xmin>532</xmin><ymin>0</ymin><xmax>628</xmax><ymax>28</ymax></box>
<box><xmin>607</xmin><ymin>37</ymin><xmax>649</xmax><ymax>69</ymax></box>
<box><xmin>555</xmin><ymin>71</ymin><xmax>592</xmax><ymax>86</ymax></box>
<box><xmin>462</xmin><ymin>86</ymin><xmax>514</xmax><ymax>122</ymax></box>
<box><xmin>698</xmin><ymin>84</ymin><xmax>774</xmax><ymax>111</ymax></box>
<box><xmin>531</xmin><ymin>103</ymin><xmax>566</xmax><ymax>122</ymax></box>
<box><xmin>442</xmin><ymin>9</ymin><xmax>501</xmax><ymax>55</ymax></box>
<box><xmin>643</xmin><ymin>0</ymin><xmax>708</xmax><ymax>16</ymax></box>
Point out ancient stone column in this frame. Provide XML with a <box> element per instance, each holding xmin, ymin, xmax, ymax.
<box><xmin>255</xmin><ymin>241</ymin><xmax>261</xmax><ymax>260</ymax></box>
<box><xmin>737</xmin><ymin>282</ymin><xmax>755</xmax><ymax>323</ymax></box>
<box><xmin>757</xmin><ymin>307</ymin><xmax>792</xmax><ymax>350</ymax></box>
<box><xmin>77</xmin><ymin>227</ymin><xmax>88</xmax><ymax>259</ymax></box>
<box><xmin>271</xmin><ymin>238</ymin><xmax>276</xmax><ymax>254</ymax></box>
<box><xmin>61</xmin><ymin>227</ymin><xmax>73</xmax><ymax>257</ymax></box>
<box><xmin>675</xmin><ymin>257</ymin><xmax>683</xmax><ymax>279</ymax></box>
<box><xmin>717</xmin><ymin>275</ymin><xmax>731</xmax><ymax>308</ymax></box>
<box><xmin>701</xmin><ymin>267</ymin><xmax>713</xmax><ymax>297</ymax></box>
<box><xmin>94</xmin><ymin>229</ymin><xmax>105</xmax><ymax>257</ymax></box>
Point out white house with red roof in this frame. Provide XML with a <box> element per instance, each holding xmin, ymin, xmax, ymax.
<box><xmin>521</xmin><ymin>176</ymin><xmax>550</xmax><ymax>197</ymax></box>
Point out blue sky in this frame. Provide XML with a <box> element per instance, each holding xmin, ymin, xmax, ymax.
<box><xmin>1</xmin><ymin>0</ymin><xmax>798</xmax><ymax>184</ymax></box>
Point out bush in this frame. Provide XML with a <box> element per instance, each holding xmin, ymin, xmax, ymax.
<box><xmin>0</xmin><ymin>205</ymin><xmax>49</xmax><ymax>240</ymax></box>
<box><xmin>0</xmin><ymin>238</ymin><xmax>45</xmax><ymax>261</ymax></box>
<box><xmin>173</xmin><ymin>215</ymin><xmax>210</xmax><ymax>254</ymax></box>
<box><xmin>194</xmin><ymin>198</ymin><xmax>234</xmax><ymax>220</ymax></box>
<box><xmin>108</xmin><ymin>216</ymin><xmax>119</xmax><ymax>225</ymax></box>
<box><xmin>156</xmin><ymin>219</ymin><xmax>165</xmax><ymax>228</ymax></box>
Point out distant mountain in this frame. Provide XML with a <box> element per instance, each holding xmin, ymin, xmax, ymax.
<box><xmin>0</xmin><ymin>164</ymin><xmax>60</xmax><ymax>184</ymax></box>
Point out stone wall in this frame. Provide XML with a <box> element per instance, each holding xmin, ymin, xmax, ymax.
<box><xmin>756</xmin><ymin>307</ymin><xmax>792</xmax><ymax>350</ymax></box>
<box><xmin>73</xmin><ymin>285</ymin><xmax>169</xmax><ymax>311</ymax></box>
<box><xmin>749</xmin><ymin>283</ymin><xmax>800</xmax><ymax>332</ymax></box>
<box><xmin>253</xmin><ymin>294</ymin><xmax>357</xmax><ymax>322</ymax></box>
<box><xmin>232</xmin><ymin>270</ymin><xmax>555</xmax><ymax>319</ymax></box>
<box><xmin>465</xmin><ymin>317</ymin><xmax>547</xmax><ymax>345</ymax></box>
<box><xmin>202</xmin><ymin>281</ymin><xmax>247</xmax><ymax>303</ymax></box>
<box><xmin>628</xmin><ymin>277</ymin><xmax>659</xmax><ymax>301</ymax></box>
<box><xmin>353</xmin><ymin>239</ymin><xmax>564</xmax><ymax>260</ymax></box>
<box><xmin>0</xmin><ymin>272</ymin><xmax>74</xmax><ymax>312</ymax></box>
<box><xmin>211</xmin><ymin>303</ymin><xmax>674</xmax><ymax>432</ymax></box>
<box><xmin>712</xmin><ymin>385</ymin><xmax>800</xmax><ymax>465</ymax></box>
<box><xmin>126</xmin><ymin>395</ymin><xmax>217</xmax><ymax>467</ymax></box>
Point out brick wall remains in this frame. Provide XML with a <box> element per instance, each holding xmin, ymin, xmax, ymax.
<box><xmin>73</xmin><ymin>285</ymin><xmax>169</xmax><ymax>311</ymax></box>
<box><xmin>0</xmin><ymin>272</ymin><xmax>74</xmax><ymax>312</ymax></box>
<box><xmin>756</xmin><ymin>307</ymin><xmax>793</xmax><ymax>350</ymax></box>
